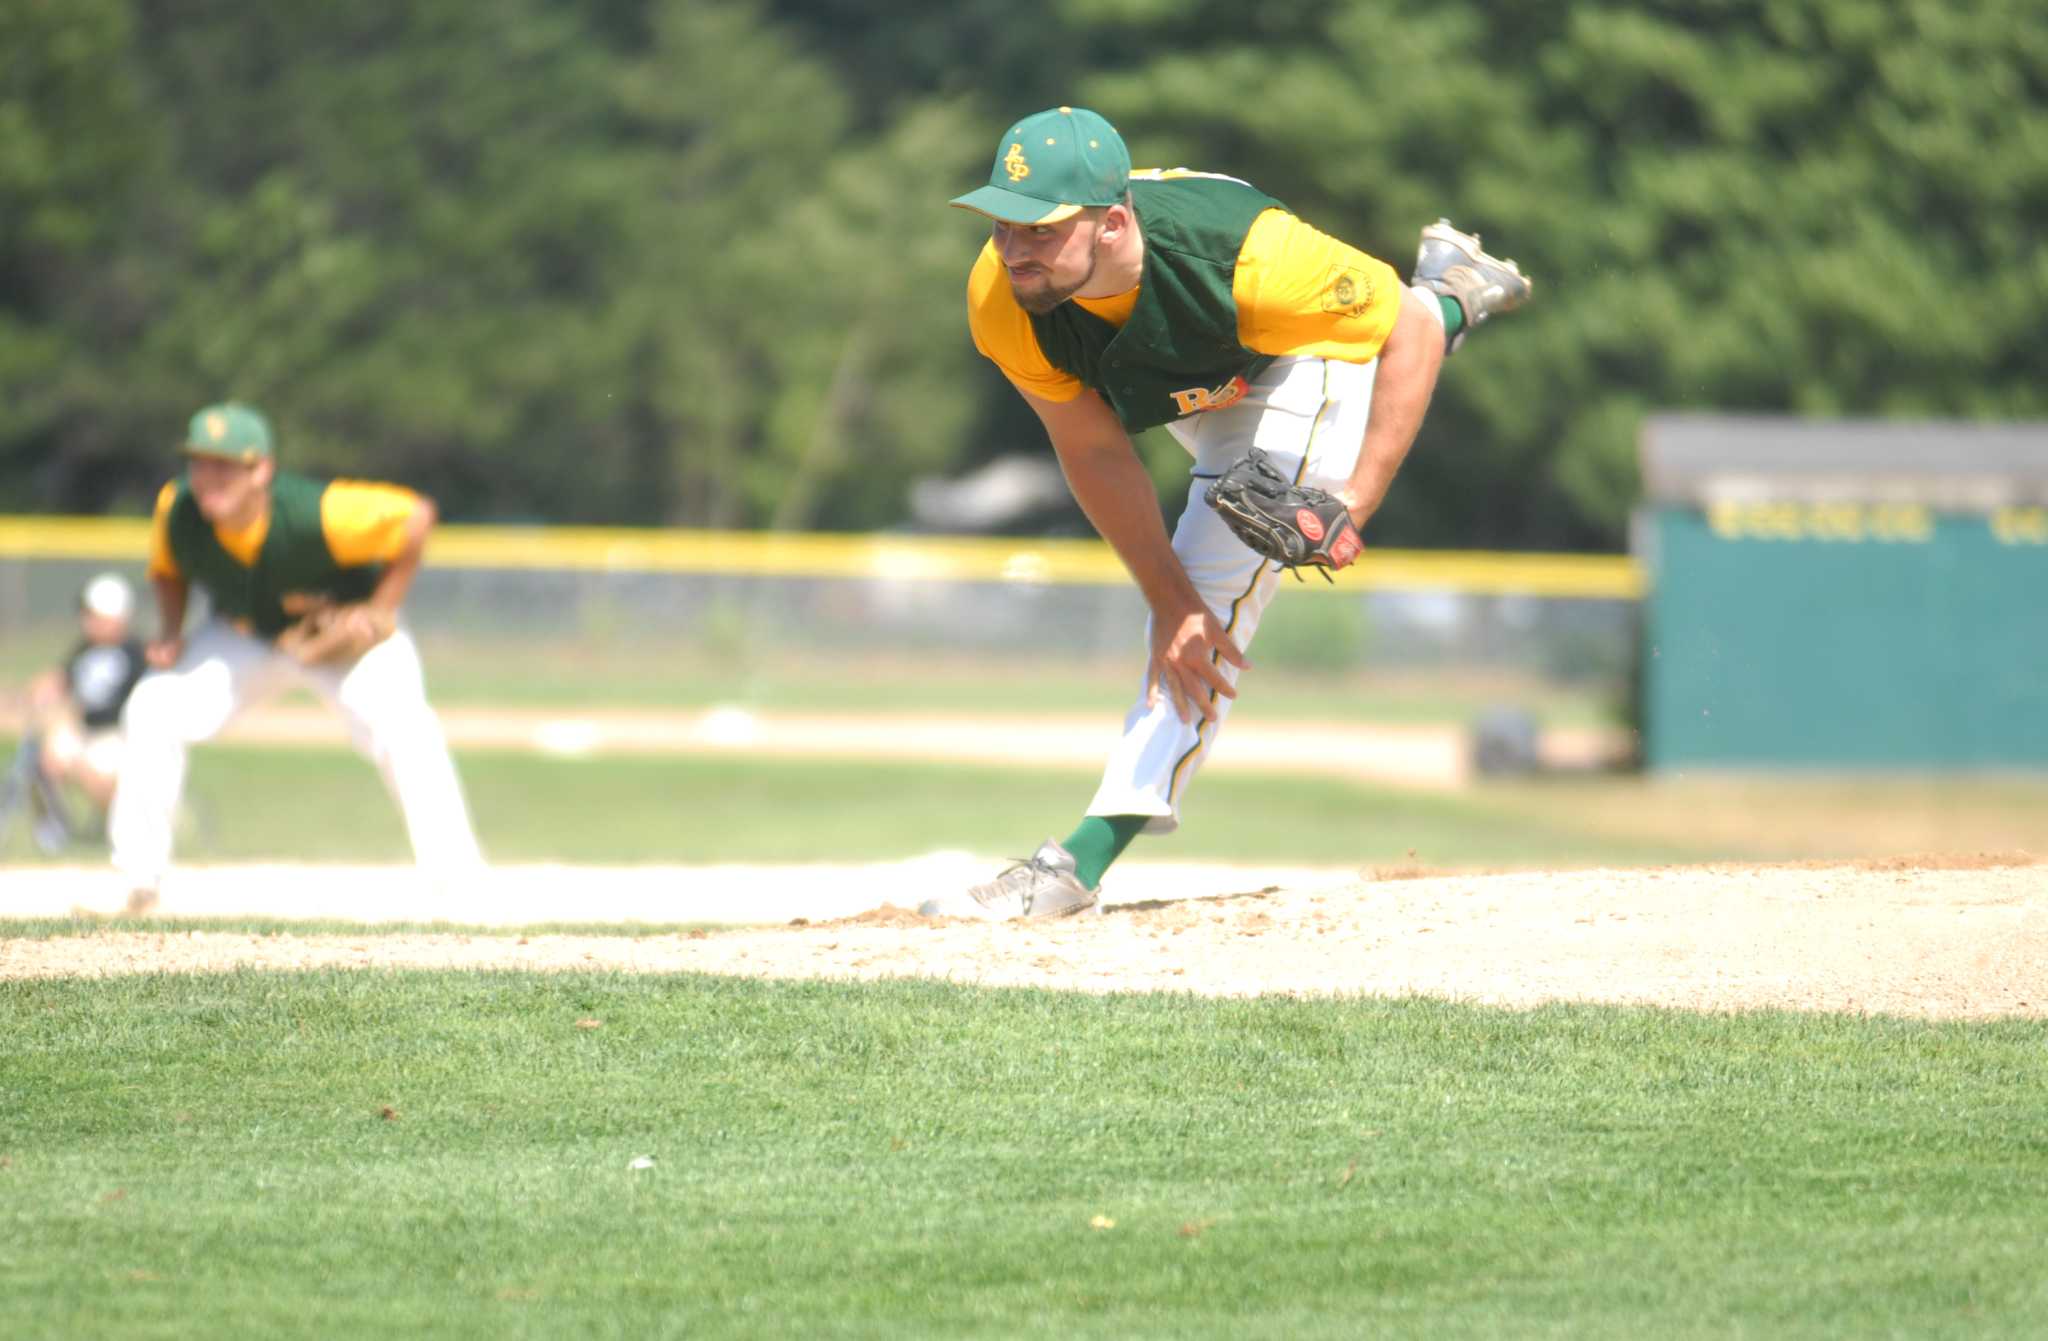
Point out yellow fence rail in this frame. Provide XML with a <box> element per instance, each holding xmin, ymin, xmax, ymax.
<box><xmin>0</xmin><ymin>516</ymin><xmax>1643</xmax><ymax>600</ymax></box>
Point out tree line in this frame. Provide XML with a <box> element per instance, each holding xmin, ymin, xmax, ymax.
<box><xmin>4</xmin><ymin>0</ymin><xmax>2042</xmax><ymax>551</ymax></box>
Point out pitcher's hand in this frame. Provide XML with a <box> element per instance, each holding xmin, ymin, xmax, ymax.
<box><xmin>1146</xmin><ymin>605</ymin><xmax>1248</xmax><ymax>724</ymax></box>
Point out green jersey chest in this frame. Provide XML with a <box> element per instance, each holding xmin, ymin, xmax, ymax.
<box><xmin>166</xmin><ymin>472</ymin><xmax>380</xmax><ymax>638</ymax></box>
<box><xmin>1028</xmin><ymin>174</ymin><xmax>1284</xmax><ymax>433</ymax></box>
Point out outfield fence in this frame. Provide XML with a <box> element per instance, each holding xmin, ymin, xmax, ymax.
<box><xmin>0</xmin><ymin>517</ymin><xmax>1641</xmax><ymax>691</ymax></box>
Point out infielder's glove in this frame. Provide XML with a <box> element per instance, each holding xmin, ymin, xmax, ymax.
<box><xmin>1203</xmin><ymin>448</ymin><xmax>1363</xmax><ymax>580</ymax></box>
<box><xmin>273</xmin><ymin>601</ymin><xmax>396</xmax><ymax>666</ymax></box>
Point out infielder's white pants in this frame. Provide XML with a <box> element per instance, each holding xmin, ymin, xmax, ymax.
<box><xmin>1086</xmin><ymin>293</ymin><xmax>1438</xmax><ymax>832</ymax></box>
<box><xmin>110</xmin><ymin>619</ymin><xmax>485</xmax><ymax>888</ymax></box>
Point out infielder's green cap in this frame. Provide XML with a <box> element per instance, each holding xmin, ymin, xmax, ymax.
<box><xmin>950</xmin><ymin>106</ymin><xmax>1131</xmax><ymax>225</ymax></box>
<box><xmin>181</xmin><ymin>402</ymin><xmax>274</xmax><ymax>461</ymax></box>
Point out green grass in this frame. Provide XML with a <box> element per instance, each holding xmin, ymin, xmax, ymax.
<box><xmin>10</xmin><ymin>740</ymin><xmax>2048</xmax><ymax>870</ymax></box>
<box><xmin>3</xmin><ymin>971</ymin><xmax>2044</xmax><ymax>1338</ymax></box>
<box><xmin>402</xmin><ymin>640</ymin><xmax>1624</xmax><ymax>727</ymax></box>
<box><xmin>5</xmin><ymin>743</ymin><xmax>1716</xmax><ymax>869</ymax></box>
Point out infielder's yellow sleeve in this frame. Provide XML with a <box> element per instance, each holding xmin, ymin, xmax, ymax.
<box><xmin>321</xmin><ymin>480</ymin><xmax>424</xmax><ymax>567</ymax></box>
<box><xmin>146</xmin><ymin>482</ymin><xmax>182</xmax><ymax>581</ymax></box>
<box><xmin>965</xmin><ymin>243</ymin><xmax>1140</xmax><ymax>402</ymax></box>
<box><xmin>1232</xmin><ymin>209</ymin><xmax>1405</xmax><ymax>364</ymax></box>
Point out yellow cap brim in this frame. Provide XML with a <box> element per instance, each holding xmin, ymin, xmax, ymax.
<box><xmin>948</xmin><ymin>186</ymin><xmax>1084</xmax><ymax>225</ymax></box>
<box><xmin>180</xmin><ymin>445</ymin><xmax>265</xmax><ymax>462</ymax></box>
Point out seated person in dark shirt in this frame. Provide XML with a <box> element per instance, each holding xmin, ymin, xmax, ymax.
<box><xmin>25</xmin><ymin>572</ymin><xmax>149</xmax><ymax>817</ymax></box>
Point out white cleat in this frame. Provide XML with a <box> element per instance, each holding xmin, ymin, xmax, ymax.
<box><xmin>69</xmin><ymin>881</ymin><xmax>159</xmax><ymax>921</ymax></box>
<box><xmin>918</xmin><ymin>839</ymin><xmax>1100</xmax><ymax>921</ymax></box>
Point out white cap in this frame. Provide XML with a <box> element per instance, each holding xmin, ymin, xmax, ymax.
<box><xmin>81</xmin><ymin>572</ymin><xmax>136</xmax><ymax>621</ymax></box>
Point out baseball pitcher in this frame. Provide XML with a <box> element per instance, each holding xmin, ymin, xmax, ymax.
<box><xmin>106</xmin><ymin>402</ymin><xmax>485</xmax><ymax>913</ymax></box>
<box><xmin>922</xmin><ymin>107</ymin><xmax>1531</xmax><ymax>920</ymax></box>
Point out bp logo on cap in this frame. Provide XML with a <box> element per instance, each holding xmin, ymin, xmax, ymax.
<box><xmin>182</xmin><ymin>402</ymin><xmax>275</xmax><ymax>460</ymax></box>
<box><xmin>950</xmin><ymin>106</ymin><xmax>1132</xmax><ymax>226</ymax></box>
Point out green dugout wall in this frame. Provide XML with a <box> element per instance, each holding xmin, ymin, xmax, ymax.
<box><xmin>1637</xmin><ymin>416</ymin><xmax>2048</xmax><ymax>770</ymax></box>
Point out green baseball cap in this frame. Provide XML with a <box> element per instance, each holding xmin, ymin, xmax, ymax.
<box><xmin>950</xmin><ymin>106</ymin><xmax>1131</xmax><ymax>225</ymax></box>
<box><xmin>182</xmin><ymin>402</ymin><xmax>274</xmax><ymax>461</ymax></box>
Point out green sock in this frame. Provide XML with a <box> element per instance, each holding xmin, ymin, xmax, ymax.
<box><xmin>1061</xmin><ymin>814</ymin><xmax>1149</xmax><ymax>890</ymax></box>
<box><xmin>1437</xmin><ymin>293</ymin><xmax>1466</xmax><ymax>341</ymax></box>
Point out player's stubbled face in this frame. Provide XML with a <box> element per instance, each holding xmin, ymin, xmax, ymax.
<box><xmin>992</xmin><ymin>216</ymin><xmax>1101</xmax><ymax>315</ymax></box>
<box><xmin>186</xmin><ymin>455</ymin><xmax>268</xmax><ymax>526</ymax></box>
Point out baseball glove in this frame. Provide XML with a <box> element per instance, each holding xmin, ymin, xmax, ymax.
<box><xmin>1203</xmin><ymin>448</ymin><xmax>1363</xmax><ymax>579</ymax></box>
<box><xmin>273</xmin><ymin>601</ymin><xmax>396</xmax><ymax>666</ymax></box>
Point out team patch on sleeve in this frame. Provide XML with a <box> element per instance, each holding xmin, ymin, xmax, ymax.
<box><xmin>1320</xmin><ymin>266</ymin><xmax>1380</xmax><ymax>319</ymax></box>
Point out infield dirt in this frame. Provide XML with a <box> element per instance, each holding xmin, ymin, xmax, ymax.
<box><xmin>5</xmin><ymin>854</ymin><xmax>2042</xmax><ymax>1021</ymax></box>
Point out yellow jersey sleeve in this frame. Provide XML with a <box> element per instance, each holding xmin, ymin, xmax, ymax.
<box><xmin>321</xmin><ymin>480</ymin><xmax>424</xmax><ymax>567</ymax></box>
<box><xmin>1233</xmin><ymin>209</ymin><xmax>1405</xmax><ymax>364</ymax></box>
<box><xmin>146</xmin><ymin>482</ymin><xmax>182</xmax><ymax>581</ymax></box>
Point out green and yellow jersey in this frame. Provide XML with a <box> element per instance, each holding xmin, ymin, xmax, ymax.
<box><xmin>147</xmin><ymin>473</ymin><xmax>424</xmax><ymax>638</ymax></box>
<box><xmin>967</xmin><ymin>169</ymin><xmax>1406</xmax><ymax>428</ymax></box>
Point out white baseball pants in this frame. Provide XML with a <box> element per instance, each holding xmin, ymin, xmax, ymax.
<box><xmin>1086</xmin><ymin>286</ymin><xmax>1442</xmax><ymax>832</ymax></box>
<box><xmin>110</xmin><ymin>618</ymin><xmax>485</xmax><ymax>888</ymax></box>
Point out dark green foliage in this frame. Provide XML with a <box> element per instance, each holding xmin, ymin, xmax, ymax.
<box><xmin>1075</xmin><ymin>0</ymin><xmax>2048</xmax><ymax>546</ymax></box>
<box><xmin>4</xmin><ymin>0</ymin><xmax>2044</xmax><ymax>545</ymax></box>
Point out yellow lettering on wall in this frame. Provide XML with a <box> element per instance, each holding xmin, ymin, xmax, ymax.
<box><xmin>1808</xmin><ymin>503</ymin><xmax>1865</xmax><ymax>541</ymax></box>
<box><xmin>1704</xmin><ymin>502</ymin><xmax>1935</xmax><ymax>543</ymax></box>
<box><xmin>1868</xmin><ymin>505</ymin><xmax>1932</xmax><ymax>543</ymax></box>
<box><xmin>1991</xmin><ymin>507</ymin><xmax>2048</xmax><ymax>546</ymax></box>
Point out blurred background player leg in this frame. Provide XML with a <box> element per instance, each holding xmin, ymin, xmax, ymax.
<box><xmin>108</xmin><ymin>620</ymin><xmax>292</xmax><ymax>908</ymax></box>
<box><xmin>41</xmin><ymin>720</ymin><xmax>121</xmax><ymax>819</ymax></box>
<box><xmin>312</xmin><ymin>625</ymin><xmax>485</xmax><ymax>888</ymax></box>
<box><xmin>1</xmin><ymin>732</ymin><xmax>77</xmax><ymax>855</ymax></box>
<box><xmin>30</xmin><ymin>723</ymin><xmax>90</xmax><ymax>852</ymax></box>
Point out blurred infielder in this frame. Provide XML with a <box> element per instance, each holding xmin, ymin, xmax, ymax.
<box><xmin>5</xmin><ymin>573</ymin><xmax>148</xmax><ymax>850</ymax></box>
<box><xmin>922</xmin><ymin>107</ymin><xmax>1531</xmax><ymax>920</ymax></box>
<box><xmin>108</xmin><ymin>402</ymin><xmax>484</xmax><ymax>912</ymax></box>
<box><xmin>27</xmin><ymin>573</ymin><xmax>148</xmax><ymax>812</ymax></box>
